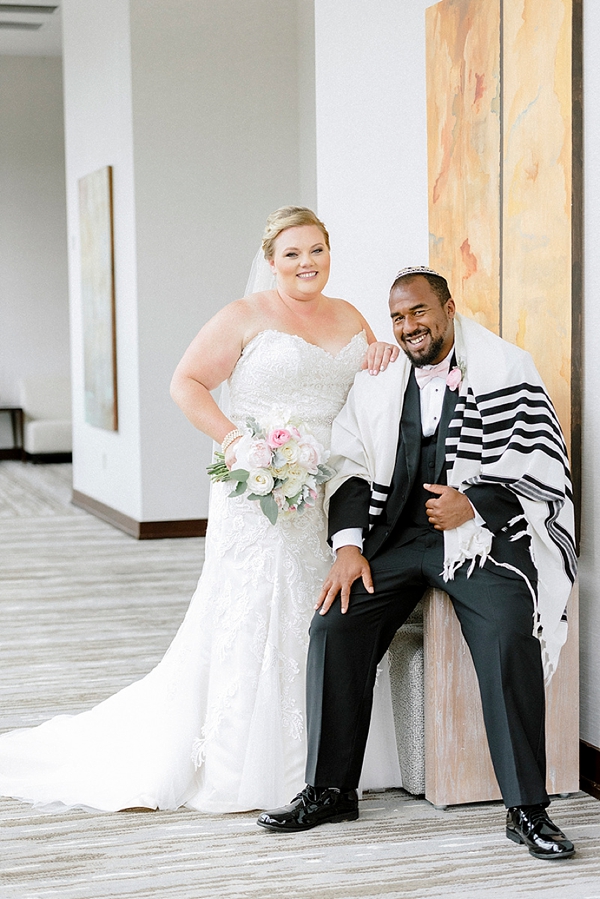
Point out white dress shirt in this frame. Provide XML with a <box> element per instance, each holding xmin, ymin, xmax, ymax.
<box><xmin>332</xmin><ymin>349</ymin><xmax>482</xmax><ymax>553</ymax></box>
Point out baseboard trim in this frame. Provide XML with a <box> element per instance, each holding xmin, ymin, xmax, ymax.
<box><xmin>71</xmin><ymin>490</ymin><xmax>207</xmax><ymax>539</ymax></box>
<box><xmin>0</xmin><ymin>448</ymin><xmax>24</xmax><ymax>460</ymax></box>
<box><xmin>26</xmin><ymin>452</ymin><xmax>73</xmax><ymax>464</ymax></box>
<box><xmin>580</xmin><ymin>740</ymin><xmax>600</xmax><ymax>800</ymax></box>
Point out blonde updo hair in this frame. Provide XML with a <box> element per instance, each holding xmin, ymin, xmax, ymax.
<box><xmin>261</xmin><ymin>206</ymin><xmax>330</xmax><ymax>260</ymax></box>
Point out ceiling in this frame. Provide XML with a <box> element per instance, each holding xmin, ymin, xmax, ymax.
<box><xmin>0</xmin><ymin>1</ymin><xmax>61</xmax><ymax>56</ymax></box>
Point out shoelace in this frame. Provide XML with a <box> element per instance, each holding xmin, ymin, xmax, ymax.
<box><xmin>520</xmin><ymin>805</ymin><xmax>556</xmax><ymax>833</ymax></box>
<box><xmin>521</xmin><ymin>805</ymin><xmax>548</xmax><ymax>823</ymax></box>
<box><xmin>294</xmin><ymin>787</ymin><xmax>316</xmax><ymax>807</ymax></box>
<box><xmin>297</xmin><ymin>786</ymin><xmax>338</xmax><ymax>806</ymax></box>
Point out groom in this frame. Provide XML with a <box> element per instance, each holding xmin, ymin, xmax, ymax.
<box><xmin>257</xmin><ymin>266</ymin><xmax>577</xmax><ymax>860</ymax></box>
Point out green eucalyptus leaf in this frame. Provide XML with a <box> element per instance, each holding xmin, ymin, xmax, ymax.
<box><xmin>259</xmin><ymin>493</ymin><xmax>279</xmax><ymax>525</ymax></box>
<box><xmin>228</xmin><ymin>469</ymin><xmax>249</xmax><ymax>482</ymax></box>
<box><xmin>228</xmin><ymin>480</ymin><xmax>247</xmax><ymax>497</ymax></box>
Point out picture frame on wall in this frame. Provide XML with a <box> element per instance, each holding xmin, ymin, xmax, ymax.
<box><xmin>78</xmin><ymin>164</ymin><xmax>118</xmax><ymax>432</ymax></box>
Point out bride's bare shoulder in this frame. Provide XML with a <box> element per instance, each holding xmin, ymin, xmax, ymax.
<box><xmin>327</xmin><ymin>297</ymin><xmax>368</xmax><ymax>325</ymax></box>
<box><xmin>213</xmin><ymin>294</ymin><xmax>271</xmax><ymax>327</ymax></box>
<box><xmin>327</xmin><ymin>296</ymin><xmax>359</xmax><ymax>313</ymax></box>
<box><xmin>223</xmin><ymin>291</ymin><xmax>280</xmax><ymax>343</ymax></box>
<box><xmin>325</xmin><ymin>297</ymin><xmax>376</xmax><ymax>342</ymax></box>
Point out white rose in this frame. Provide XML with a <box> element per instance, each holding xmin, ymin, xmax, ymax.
<box><xmin>275</xmin><ymin>440</ymin><xmax>299</xmax><ymax>465</ymax></box>
<box><xmin>282</xmin><ymin>466</ymin><xmax>306</xmax><ymax>498</ymax></box>
<box><xmin>247</xmin><ymin>469</ymin><xmax>274</xmax><ymax>496</ymax></box>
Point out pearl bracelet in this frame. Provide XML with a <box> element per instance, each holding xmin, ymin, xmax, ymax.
<box><xmin>221</xmin><ymin>428</ymin><xmax>243</xmax><ymax>454</ymax></box>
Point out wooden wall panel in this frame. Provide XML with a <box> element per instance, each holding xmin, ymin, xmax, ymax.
<box><xmin>502</xmin><ymin>0</ymin><xmax>573</xmax><ymax>443</ymax></box>
<box><xmin>424</xmin><ymin>586</ymin><xmax>579</xmax><ymax>807</ymax></box>
<box><xmin>426</xmin><ymin>0</ymin><xmax>501</xmax><ymax>332</ymax></box>
<box><xmin>423</xmin><ymin>0</ymin><xmax>579</xmax><ymax>807</ymax></box>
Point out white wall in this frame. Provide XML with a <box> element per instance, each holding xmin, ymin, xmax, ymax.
<box><xmin>62</xmin><ymin>0</ymin><xmax>143</xmax><ymax>518</ymax></box>
<box><xmin>0</xmin><ymin>56</ymin><xmax>69</xmax><ymax>445</ymax></box>
<box><xmin>298</xmin><ymin>0</ymin><xmax>317</xmax><ymax>207</ymax></box>
<box><xmin>314</xmin><ymin>0</ymin><xmax>433</xmax><ymax>343</ymax></box>
<box><xmin>130</xmin><ymin>0</ymin><xmax>312</xmax><ymax>520</ymax></box>
<box><xmin>579</xmin><ymin>0</ymin><xmax>600</xmax><ymax>751</ymax></box>
<box><xmin>63</xmin><ymin>0</ymin><xmax>312</xmax><ymax>520</ymax></box>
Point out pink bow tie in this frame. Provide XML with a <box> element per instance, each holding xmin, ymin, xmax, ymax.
<box><xmin>414</xmin><ymin>357</ymin><xmax>451</xmax><ymax>389</ymax></box>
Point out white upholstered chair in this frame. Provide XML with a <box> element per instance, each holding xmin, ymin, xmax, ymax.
<box><xmin>18</xmin><ymin>375</ymin><xmax>72</xmax><ymax>460</ymax></box>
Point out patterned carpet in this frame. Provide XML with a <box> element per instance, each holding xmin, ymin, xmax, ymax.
<box><xmin>0</xmin><ymin>461</ymin><xmax>599</xmax><ymax>899</ymax></box>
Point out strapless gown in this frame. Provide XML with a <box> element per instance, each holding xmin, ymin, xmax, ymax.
<box><xmin>0</xmin><ymin>330</ymin><xmax>401</xmax><ymax>812</ymax></box>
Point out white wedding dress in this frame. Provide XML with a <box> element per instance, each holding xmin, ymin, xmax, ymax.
<box><xmin>0</xmin><ymin>330</ymin><xmax>401</xmax><ymax>812</ymax></box>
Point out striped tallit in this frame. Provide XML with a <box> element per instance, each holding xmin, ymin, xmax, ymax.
<box><xmin>325</xmin><ymin>313</ymin><xmax>576</xmax><ymax>680</ymax></box>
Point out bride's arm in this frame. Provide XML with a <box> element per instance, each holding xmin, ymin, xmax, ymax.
<box><xmin>356</xmin><ymin>314</ymin><xmax>400</xmax><ymax>375</ymax></box>
<box><xmin>170</xmin><ymin>300</ymin><xmax>251</xmax><ymax>455</ymax></box>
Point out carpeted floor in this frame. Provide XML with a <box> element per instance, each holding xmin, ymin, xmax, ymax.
<box><xmin>0</xmin><ymin>461</ymin><xmax>599</xmax><ymax>899</ymax></box>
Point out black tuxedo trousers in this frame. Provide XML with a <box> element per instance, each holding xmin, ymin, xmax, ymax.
<box><xmin>305</xmin><ymin>374</ymin><xmax>549</xmax><ymax>809</ymax></box>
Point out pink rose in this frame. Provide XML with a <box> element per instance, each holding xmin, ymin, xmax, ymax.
<box><xmin>248</xmin><ymin>439</ymin><xmax>272</xmax><ymax>469</ymax></box>
<box><xmin>267</xmin><ymin>428</ymin><xmax>292</xmax><ymax>448</ymax></box>
<box><xmin>273</xmin><ymin>486</ymin><xmax>287</xmax><ymax>508</ymax></box>
<box><xmin>446</xmin><ymin>367</ymin><xmax>462</xmax><ymax>391</ymax></box>
<box><xmin>296</xmin><ymin>434</ymin><xmax>324</xmax><ymax>473</ymax></box>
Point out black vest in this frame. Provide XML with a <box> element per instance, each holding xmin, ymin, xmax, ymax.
<box><xmin>389</xmin><ymin>432</ymin><xmax>444</xmax><ymax>546</ymax></box>
<box><xmin>364</xmin><ymin>370</ymin><xmax>458</xmax><ymax>559</ymax></box>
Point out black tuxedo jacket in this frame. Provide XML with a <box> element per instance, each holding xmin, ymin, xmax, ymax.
<box><xmin>328</xmin><ymin>371</ymin><xmax>534</xmax><ymax>574</ymax></box>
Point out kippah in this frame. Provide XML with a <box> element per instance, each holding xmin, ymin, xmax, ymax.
<box><xmin>394</xmin><ymin>265</ymin><xmax>444</xmax><ymax>280</ymax></box>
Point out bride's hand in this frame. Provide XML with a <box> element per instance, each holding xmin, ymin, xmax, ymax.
<box><xmin>363</xmin><ymin>341</ymin><xmax>399</xmax><ymax>376</ymax></box>
<box><xmin>224</xmin><ymin>437</ymin><xmax>242</xmax><ymax>470</ymax></box>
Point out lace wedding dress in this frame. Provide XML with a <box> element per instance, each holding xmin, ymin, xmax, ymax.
<box><xmin>0</xmin><ymin>330</ymin><xmax>401</xmax><ymax>812</ymax></box>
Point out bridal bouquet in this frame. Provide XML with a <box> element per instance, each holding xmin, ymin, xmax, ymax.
<box><xmin>207</xmin><ymin>416</ymin><xmax>335</xmax><ymax>525</ymax></box>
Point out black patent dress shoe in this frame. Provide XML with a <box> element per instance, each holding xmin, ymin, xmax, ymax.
<box><xmin>506</xmin><ymin>805</ymin><xmax>575</xmax><ymax>859</ymax></box>
<box><xmin>257</xmin><ymin>785</ymin><xmax>359</xmax><ymax>832</ymax></box>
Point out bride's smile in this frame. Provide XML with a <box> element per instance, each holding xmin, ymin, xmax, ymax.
<box><xmin>268</xmin><ymin>224</ymin><xmax>331</xmax><ymax>301</ymax></box>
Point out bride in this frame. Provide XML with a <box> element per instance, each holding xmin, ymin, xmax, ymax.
<box><xmin>0</xmin><ymin>206</ymin><xmax>402</xmax><ymax>813</ymax></box>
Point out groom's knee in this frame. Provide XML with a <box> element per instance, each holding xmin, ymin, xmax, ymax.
<box><xmin>309</xmin><ymin>597</ymin><xmax>372</xmax><ymax>652</ymax></box>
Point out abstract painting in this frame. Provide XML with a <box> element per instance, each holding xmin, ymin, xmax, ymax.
<box><xmin>426</xmin><ymin>0</ymin><xmax>579</xmax><ymax>451</ymax></box>
<box><xmin>427</xmin><ymin>0</ymin><xmax>501</xmax><ymax>332</ymax></box>
<box><xmin>79</xmin><ymin>166</ymin><xmax>118</xmax><ymax>431</ymax></box>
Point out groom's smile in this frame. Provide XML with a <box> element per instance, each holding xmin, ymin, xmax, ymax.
<box><xmin>389</xmin><ymin>275</ymin><xmax>455</xmax><ymax>367</ymax></box>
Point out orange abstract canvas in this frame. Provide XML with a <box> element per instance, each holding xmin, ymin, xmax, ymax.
<box><xmin>427</xmin><ymin>0</ymin><xmax>501</xmax><ymax>333</ymax></box>
<box><xmin>426</xmin><ymin>0</ymin><xmax>576</xmax><ymax>446</ymax></box>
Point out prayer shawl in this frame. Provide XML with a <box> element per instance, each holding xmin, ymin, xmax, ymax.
<box><xmin>325</xmin><ymin>313</ymin><xmax>576</xmax><ymax>681</ymax></box>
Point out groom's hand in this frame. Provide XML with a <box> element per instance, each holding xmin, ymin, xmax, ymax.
<box><xmin>315</xmin><ymin>546</ymin><xmax>374</xmax><ymax>615</ymax></box>
<box><xmin>424</xmin><ymin>484</ymin><xmax>475</xmax><ymax>530</ymax></box>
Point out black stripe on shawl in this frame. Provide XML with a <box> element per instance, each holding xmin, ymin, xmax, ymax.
<box><xmin>372</xmin><ymin>482</ymin><xmax>390</xmax><ymax>494</ymax></box>
<box><xmin>445</xmin><ymin>382</ymin><xmax>575</xmax><ymax>581</ymax></box>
